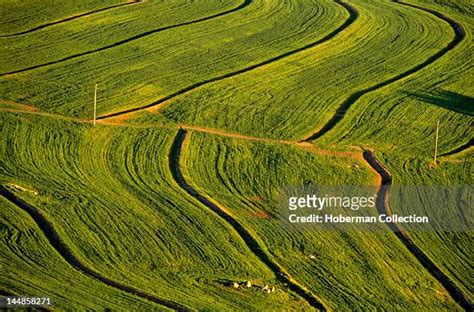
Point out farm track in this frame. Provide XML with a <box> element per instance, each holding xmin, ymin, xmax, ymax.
<box><xmin>1</xmin><ymin>0</ymin><xmax>471</xmax><ymax>306</ymax></box>
<box><xmin>0</xmin><ymin>185</ymin><xmax>190</xmax><ymax>312</ymax></box>
<box><xmin>1</xmin><ymin>104</ymin><xmax>363</xmax><ymax>160</ymax></box>
<box><xmin>2</xmin><ymin>103</ymin><xmax>470</xmax><ymax>309</ymax></box>
<box><xmin>98</xmin><ymin>0</ymin><xmax>358</xmax><ymax>120</ymax></box>
<box><xmin>0</xmin><ymin>0</ymin><xmax>143</xmax><ymax>38</ymax></box>
<box><xmin>169</xmin><ymin>129</ymin><xmax>329</xmax><ymax>311</ymax></box>
<box><xmin>440</xmin><ymin>138</ymin><xmax>473</xmax><ymax>157</ymax></box>
<box><xmin>300</xmin><ymin>0</ymin><xmax>466</xmax><ymax>142</ymax></box>
<box><xmin>0</xmin><ymin>289</ymin><xmax>53</xmax><ymax>312</ymax></box>
<box><xmin>181</xmin><ymin>125</ymin><xmax>365</xmax><ymax>160</ymax></box>
<box><xmin>0</xmin><ymin>0</ymin><xmax>252</xmax><ymax>77</ymax></box>
<box><xmin>0</xmin><ymin>289</ymin><xmax>54</xmax><ymax>312</ymax></box>
<box><xmin>362</xmin><ymin>151</ymin><xmax>473</xmax><ymax>311</ymax></box>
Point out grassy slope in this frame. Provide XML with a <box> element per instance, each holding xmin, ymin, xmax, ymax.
<box><xmin>319</xmin><ymin>0</ymin><xmax>474</xmax><ymax>300</ymax></box>
<box><xmin>324</xmin><ymin>0</ymin><xmax>473</xmax><ymax>155</ymax></box>
<box><xmin>0</xmin><ymin>197</ymin><xmax>166</xmax><ymax>310</ymax></box>
<box><xmin>0</xmin><ymin>0</ymin><xmax>346</xmax><ymax>117</ymax></box>
<box><xmin>378</xmin><ymin>151</ymin><xmax>473</xmax><ymax>301</ymax></box>
<box><xmin>140</xmin><ymin>0</ymin><xmax>454</xmax><ymax>140</ymax></box>
<box><xmin>1</xmin><ymin>0</ymin><xmax>471</xmax><ymax>309</ymax></box>
<box><xmin>181</xmin><ymin>131</ymin><xmax>460</xmax><ymax>310</ymax></box>
<box><xmin>0</xmin><ymin>113</ymin><xmax>310</xmax><ymax>311</ymax></box>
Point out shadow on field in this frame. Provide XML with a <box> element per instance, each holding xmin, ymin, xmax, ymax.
<box><xmin>407</xmin><ymin>89</ymin><xmax>474</xmax><ymax>116</ymax></box>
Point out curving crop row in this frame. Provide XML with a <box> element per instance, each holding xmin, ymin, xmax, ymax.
<box><xmin>0</xmin><ymin>1</ymin><xmax>143</xmax><ymax>38</ymax></box>
<box><xmin>301</xmin><ymin>0</ymin><xmax>466</xmax><ymax>142</ymax></box>
<box><xmin>0</xmin><ymin>0</ymin><xmax>252</xmax><ymax>76</ymax></box>
<box><xmin>98</xmin><ymin>0</ymin><xmax>357</xmax><ymax>120</ymax></box>
<box><xmin>362</xmin><ymin>150</ymin><xmax>473</xmax><ymax>311</ymax></box>
<box><xmin>169</xmin><ymin>129</ymin><xmax>329</xmax><ymax>311</ymax></box>
<box><xmin>1</xmin><ymin>114</ymin><xmax>315</xmax><ymax>310</ymax></box>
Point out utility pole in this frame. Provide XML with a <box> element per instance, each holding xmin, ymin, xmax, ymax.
<box><xmin>93</xmin><ymin>83</ymin><xmax>98</xmax><ymax>125</ymax></box>
<box><xmin>434</xmin><ymin>120</ymin><xmax>440</xmax><ymax>165</ymax></box>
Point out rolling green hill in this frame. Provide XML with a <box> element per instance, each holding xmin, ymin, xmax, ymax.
<box><xmin>0</xmin><ymin>0</ymin><xmax>472</xmax><ymax>310</ymax></box>
<box><xmin>1</xmin><ymin>113</ymin><xmax>313</xmax><ymax>310</ymax></box>
<box><xmin>179</xmin><ymin>131</ymin><xmax>463</xmax><ymax>310</ymax></box>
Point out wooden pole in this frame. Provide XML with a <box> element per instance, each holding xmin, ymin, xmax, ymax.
<box><xmin>434</xmin><ymin>120</ymin><xmax>440</xmax><ymax>165</ymax></box>
<box><xmin>93</xmin><ymin>83</ymin><xmax>97</xmax><ymax>125</ymax></box>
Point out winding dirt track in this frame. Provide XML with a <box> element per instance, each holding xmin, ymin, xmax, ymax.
<box><xmin>0</xmin><ymin>0</ymin><xmax>252</xmax><ymax>76</ymax></box>
<box><xmin>0</xmin><ymin>0</ymin><xmax>143</xmax><ymax>38</ymax></box>
<box><xmin>300</xmin><ymin>0</ymin><xmax>466</xmax><ymax>142</ymax></box>
<box><xmin>0</xmin><ymin>289</ymin><xmax>16</xmax><ymax>296</ymax></box>
<box><xmin>3</xmin><ymin>105</ymin><xmax>471</xmax><ymax>309</ymax></box>
<box><xmin>169</xmin><ymin>129</ymin><xmax>329</xmax><ymax>311</ymax></box>
<box><xmin>440</xmin><ymin>138</ymin><xmax>473</xmax><ymax>157</ymax></box>
<box><xmin>0</xmin><ymin>185</ymin><xmax>190</xmax><ymax>312</ymax></box>
<box><xmin>362</xmin><ymin>150</ymin><xmax>473</xmax><ymax>311</ymax></box>
<box><xmin>98</xmin><ymin>0</ymin><xmax>358</xmax><ymax>120</ymax></box>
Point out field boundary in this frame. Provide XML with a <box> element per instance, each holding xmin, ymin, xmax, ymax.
<box><xmin>0</xmin><ymin>106</ymin><xmax>372</xmax><ymax>161</ymax></box>
<box><xmin>300</xmin><ymin>0</ymin><xmax>466</xmax><ymax>142</ymax></box>
<box><xmin>0</xmin><ymin>0</ymin><xmax>143</xmax><ymax>38</ymax></box>
<box><xmin>0</xmin><ymin>289</ymin><xmax>52</xmax><ymax>312</ymax></box>
<box><xmin>98</xmin><ymin>0</ymin><xmax>358</xmax><ymax>120</ymax></box>
<box><xmin>440</xmin><ymin>138</ymin><xmax>473</xmax><ymax>157</ymax></box>
<box><xmin>1</xmin><ymin>0</ymin><xmax>472</xmax><ymax>309</ymax></box>
<box><xmin>362</xmin><ymin>150</ymin><xmax>473</xmax><ymax>311</ymax></box>
<box><xmin>0</xmin><ymin>0</ymin><xmax>252</xmax><ymax>76</ymax></box>
<box><xmin>169</xmin><ymin>129</ymin><xmax>330</xmax><ymax>311</ymax></box>
<box><xmin>3</xmin><ymin>106</ymin><xmax>471</xmax><ymax>309</ymax></box>
<box><xmin>0</xmin><ymin>185</ymin><xmax>190</xmax><ymax>312</ymax></box>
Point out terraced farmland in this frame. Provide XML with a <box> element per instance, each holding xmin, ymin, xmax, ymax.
<box><xmin>1</xmin><ymin>0</ymin><xmax>472</xmax><ymax>310</ymax></box>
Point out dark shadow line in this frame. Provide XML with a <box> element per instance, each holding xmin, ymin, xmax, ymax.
<box><xmin>440</xmin><ymin>138</ymin><xmax>474</xmax><ymax>157</ymax></box>
<box><xmin>0</xmin><ymin>1</ymin><xmax>143</xmax><ymax>38</ymax></box>
<box><xmin>362</xmin><ymin>150</ymin><xmax>473</xmax><ymax>311</ymax></box>
<box><xmin>0</xmin><ymin>185</ymin><xmax>190</xmax><ymax>311</ymax></box>
<box><xmin>405</xmin><ymin>89</ymin><xmax>474</xmax><ymax>116</ymax></box>
<box><xmin>0</xmin><ymin>0</ymin><xmax>252</xmax><ymax>76</ymax></box>
<box><xmin>301</xmin><ymin>0</ymin><xmax>466</xmax><ymax>142</ymax></box>
<box><xmin>98</xmin><ymin>0</ymin><xmax>358</xmax><ymax>120</ymax></box>
<box><xmin>169</xmin><ymin>129</ymin><xmax>329</xmax><ymax>311</ymax></box>
<box><xmin>0</xmin><ymin>289</ymin><xmax>52</xmax><ymax>311</ymax></box>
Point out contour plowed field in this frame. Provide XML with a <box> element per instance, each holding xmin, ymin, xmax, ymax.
<box><xmin>1</xmin><ymin>0</ymin><xmax>472</xmax><ymax>310</ymax></box>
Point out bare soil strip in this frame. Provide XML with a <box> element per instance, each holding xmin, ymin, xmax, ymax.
<box><xmin>0</xmin><ymin>0</ymin><xmax>252</xmax><ymax>76</ymax></box>
<box><xmin>0</xmin><ymin>106</ymin><xmax>363</xmax><ymax>159</ymax></box>
<box><xmin>180</xmin><ymin>124</ymin><xmax>363</xmax><ymax>160</ymax></box>
<box><xmin>362</xmin><ymin>150</ymin><xmax>473</xmax><ymax>311</ymax></box>
<box><xmin>0</xmin><ymin>1</ymin><xmax>143</xmax><ymax>38</ymax></box>
<box><xmin>0</xmin><ymin>185</ymin><xmax>190</xmax><ymax>311</ymax></box>
<box><xmin>98</xmin><ymin>0</ymin><xmax>358</xmax><ymax>120</ymax></box>
<box><xmin>169</xmin><ymin>129</ymin><xmax>329</xmax><ymax>311</ymax></box>
<box><xmin>300</xmin><ymin>0</ymin><xmax>466</xmax><ymax>142</ymax></box>
<box><xmin>0</xmin><ymin>100</ymin><xmax>39</xmax><ymax>111</ymax></box>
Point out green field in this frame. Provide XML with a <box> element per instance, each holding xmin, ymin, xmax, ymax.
<box><xmin>0</xmin><ymin>0</ymin><xmax>472</xmax><ymax>310</ymax></box>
